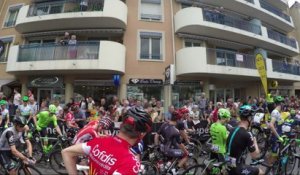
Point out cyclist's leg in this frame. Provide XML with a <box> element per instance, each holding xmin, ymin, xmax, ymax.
<box><xmin>0</xmin><ymin>151</ymin><xmax>17</xmax><ymax>175</ymax></box>
<box><xmin>40</xmin><ymin>127</ymin><xmax>49</xmax><ymax>150</ymax></box>
<box><xmin>267</xmin><ymin>135</ymin><xmax>279</xmax><ymax>164</ymax></box>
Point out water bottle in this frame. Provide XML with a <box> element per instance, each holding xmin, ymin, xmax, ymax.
<box><xmin>165</xmin><ymin>161</ymin><xmax>172</xmax><ymax>169</ymax></box>
<box><xmin>281</xmin><ymin>156</ymin><xmax>288</xmax><ymax>165</ymax></box>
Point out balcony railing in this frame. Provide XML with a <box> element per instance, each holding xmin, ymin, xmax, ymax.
<box><xmin>267</xmin><ymin>29</ymin><xmax>297</xmax><ymax>48</ymax></box>
<box><xmin>27</xmin><ymin>0</ymin><xmax>103</xmax><ymax>17</ymax></box>
<box><xmin>207</xmin><ymin>48</ymin><xmax>256</xmax><ymax>69</ymax></box>
<box><xmin>259</xmin><ymin>0</ymin><xmax>291</xmax><ymax>22</ymax></box>
<box><xmin>203</xmin><ymin>10</ymin><xmax>262</xmax><ymax>35</ymax></box>
<box><xmin>244</xmin><ymin>0</ymin><xmax>254</xmax><ymax>3</ymax></box>
<box><xmin>272</xmin><ymin>59</ymin><xmax>300</xmax><ymax>75</ymax></box>
<box><xmin>18</xmin><ymin>41</ymin><xmax>100</xmax><ymax>62</ymax></box>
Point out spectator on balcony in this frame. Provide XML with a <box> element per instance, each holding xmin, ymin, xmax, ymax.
<box><xmin>80</xmin><ymin>0</ymin><xmax>88</xmax><ymax>11</ymax></box>
<box><xmin>60</xmin><ymin>32</ymin><xmax>70</xmax><ymax>45</ymax></box>
<box><xmin>68</xmin><ymin>35</ymin><xmax>77</xmax><ymax>59</ymax></box>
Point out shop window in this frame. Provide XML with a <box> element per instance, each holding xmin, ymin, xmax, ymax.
<box><xmin>140</xmin><ymin>32</ymin><xmax>162</xmax><ymax>60</ymax></box>
<box><xmin>127</xmin><ymin>85</ymin><xmax>163</xmax><ymax>101</ymax></box>
<box><xmin>172</xmin><ymin>84</ymin><xmax>201</xmax><ymax>108</ymax></box>
<box><xmin>3</xmin><ymin>5</ymin><xmax>22</xmax><ymax>28</ymax></box>
<box><xmin>140</xmin><ymin>0</ymin><xmax>162</xmax><ymax>21</ymax></box>
<box><xmin>0</xmin><ymin>37</ymin><xmax>13</xmax><ymax>63</ymax></box>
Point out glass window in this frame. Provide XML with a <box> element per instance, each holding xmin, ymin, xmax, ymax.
<box><xmin>140</xmin><ymin>0</ymin><xmax>162</xmax><ymax>21</ymax></box>
<box><xmin>127</xmin><ymin>85</ymin><xmax>163</xmax><ymax>101</ymax></box>
<box><xmin>184</xmin><ymin>40</ymin><xmax>202</xmax><ymax>47</ymax></box>
<box><xmin>4</xmin><ymin>5</ymin><xmax>22</xmax><ymax>27</ymax></box>
<box><xmin>0</xmin><ymin>42</ymin><xmax>11</xmax><ymax>62</ymax></box>
<box><xmin>140</xmin><ymin>32</ymin><xmax>162</xmax><ymax>60</ymax></box>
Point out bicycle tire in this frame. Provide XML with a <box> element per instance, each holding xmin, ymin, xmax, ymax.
<box><xmin>17</xmin><ymin>164</ymin><xmax>42</xmax><ymax>175</ymax></box>
<box><xmin>139</xmin><ymin>161</ymin><xmax>158</xmax><ymax>175</ymax></box>
<box><xmin>181</xmin><ymin>164</ymin><xmax>206</xmax><ymax>175</ymax></box>
<box><xmin>284</xmin><ymin>148</ymin><xmax>296</xmax><ymax>175</ymax></box>
<box><xmin>49</xmin><ymin>149</ymin><xmax>68</xmax><ymax>175</ymax></box>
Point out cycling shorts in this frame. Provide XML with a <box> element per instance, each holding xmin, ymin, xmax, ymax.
<box><xmin>0</xmin><ymin>150</ymin><xmax>16</xmax><ymax>171</ymax></box>
<box><xmin>271</xmin><ymin>135</ymin><xmax>279</xmax><ymax>154</ymax></box>
<box><xmin>228</xmin><ymin>164</ymin><xmax>259</xmax><ymax>175</ymax></box>
<box><xmin>160</xmin><ymin>144</ymin><xmax>184</xmax><ymax>158</ymax></box>
<box><xmin>40</xmin><ymin>127</ymin><xmax>48</xmax><ymax>138</ymax></box>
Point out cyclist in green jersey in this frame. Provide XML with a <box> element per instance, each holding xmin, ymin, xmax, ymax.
<box><xmin>33</xmin><ymin>104</ymin><xmax>63</xmax><ymax>152</ymax></box>
<box><xmin>209</xmin><ymin>108</ymin><xmax>231</xmax><ymax>162</ymax></box>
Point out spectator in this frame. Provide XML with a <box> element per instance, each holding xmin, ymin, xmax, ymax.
<box><xmin>80</xmin><ymin>0</ymin><xmax>88</xmax><ymax>11</ymax></box>
<box><xmin>155</xmin><ymin>101</ymin><xmax>164</xmax><ymax>122</ymax></box>
<box><xmin>68</xmin><ymin>35</ymin><xmax>77</xmax><ymax>59</ymax></box>
<box><xmin>74</xmin><ymin>105</ymin><xmax>86</xmax><ymax>128</ymax></box>
<box><xmin>60</xmin><ymin>32</ymin><xmax>70</xmax><ymax>45</ymax></box>
<box><xmin>164</xmin><ymin>105</ymin><xmax>175</xmax><ymax>122</ymax></box>
<box><xmin>27</xmin><ymin>89</ymin><xmax>34</xmax><ymax>101</ymax></box>
<box><xmin>13</xmin><ymin>88</ymin><xmax>21</xmax><ymax>115</ymax></box>
<box><xmin>210</xmin><ymin>102</ymin><xmax>223</xmax><ymax>123</ymax></box>
<box><xmin>198</xmin><ymin>92</ymin><xmax>208</xmax><ymax>117</ymax></box>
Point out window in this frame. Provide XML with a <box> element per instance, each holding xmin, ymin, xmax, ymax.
<box><xmin>184</xmin><ymin>39</ymin><xmax>202</xmax><ymax>47</ymax></box>
<box><xmin>0</xmin><ymin>37</ymin><xmax>13</xmax><ymax>63</ymax></box>
<box><xmin>140</xmin><ymin>0</ymin><xmax>162</xmax><ymax>21</ymax></box>
<box><xmin>216</xmin><ymin>48</ymin><xmax>236</xmax><ymax>66</ymax></box>
<box><xmin>140</xmin><ymin>32</ymin><xmax>162</xmax><ymax>60</ymax></box>
<box><xmin>32</xmin><ymin>3</ymin><xmax>63</xmax><ymax>16</ymax></box>
<box><xmin>4</xmin><ymin>5</ymin><xmax>22</xmax><ymax>27</ymax></box>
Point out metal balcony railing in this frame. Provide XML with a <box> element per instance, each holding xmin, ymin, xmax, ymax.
<box><xmin>267</xmin><ymin>29</ymin><xmax>297</xmax><ymax>48</ymax></box>
<box><xmin>272</xmin><ymin>59</ymin><xmax>300</xmax><ymax>75</ymax></box>
<box><xmin>203</xmin><ymin>10</ymin><xmax>262</xmax><ymax>35</ymax></box>
<box><xmin>27</xmin><ymin>0</ymin><xmax>103</xmax><ymax>17</ymax></box>
<box><xmin>18</xmin><ymin>41</ymin><xmax>100</xmax><ymax>62</ymax></box>
<box><xmin>259</xmin><ymin>0</ymin><xmax>291</xmax><ymax>22</ymax></box>
<box><xmin>207</xmin><ymin>48</ymin><xmax>257</xmax><ymax>69</ymax></box>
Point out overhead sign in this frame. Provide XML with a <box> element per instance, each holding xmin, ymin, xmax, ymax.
<box><xmin>255</xmin><ymin>53</ymin><xmax>268</xmax><ymax>95</ymax></box>
<box><xmin>165</xmin><ymin>64</ymin><xmax>175</xmax><ymax>85</ymax></box>
<box><xmin>129</xmin><ymin>78</ymin><xmax>163</xmax><ymax>85</ymax></box>
<box><xmin>0</xmin><ymin>40</ymin><xmax>5</xmax><ymax>58</ymax></box>
<box><xmin>28</xmin><ymin>76</ymin><xmax>63</xmax><ymax>87</ymax></box>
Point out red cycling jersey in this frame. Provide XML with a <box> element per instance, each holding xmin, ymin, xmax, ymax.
<box><xmin>82</xmin><ymin>136</ymin><xmax>140</xmax><ymax>175</ymax></box>
<box><xmin>72</xmin><ymin>125</ymin><xmax>98</xmax><ymax>144</ymax></box>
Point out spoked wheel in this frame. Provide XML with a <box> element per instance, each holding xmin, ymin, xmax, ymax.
<box><xmin>139</xmin><ymin>161</ymin><xmax>158</xmax><ymax>175</ymax></box>
<box><xmin>18</xmin><ymin>164</ymin><xmax>42</xmax><ymax>175</ymax></box>
<box><xmin>181</xmin><ymin>164</ymin><xmax>206</xmax><ymax>175</ymax></box>
<box><xmin>49</xmin><ymin>149</ymin><xmax>68</xmax><ymax>175</ymax></box>
<box><xmin>31</xmin><ymin>143</ymin><xmax>43</xmax><ymax>163</ymax></box>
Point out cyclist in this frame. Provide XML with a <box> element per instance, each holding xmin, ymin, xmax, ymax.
<box><xmin>0</xmin><ymin>117</ymin><xmax>35</xmax><ymax>175</ymax></box>
<box><xmin>62</xmin><ymin>107</ymin><xmax>152</xmax><ymax>175</ymax></box>
<box><xmin>154</xmin><ymin>110</ymin><xmax>190</xmax><ymax>174</ymax></box>
<box><xmin>64</xmin><ymin>105</ymin><xmax>79</xmax><ymax>129</ymax></box>
<box><xmin>226</xmin><ymin>105</ymin><xmax>263</xmax><ymax>175</ymax></box>
<box><xmin>72</xmin><ymin>116</ymin><xmax>113</xmax><ymax>144</ymax></box>
<box><xmin>0</xmin><ymin>100</ymin><xmax>10</xmax><ymax>131</ymax></box>
<box><xmin>16</xmin><ymin>96</ymin><xmax>33</xmax><ymax>127</ymax></box>
<box><xmin>33</xmin><ymin>104</ymin><xmax>63</xmax><ymax>153</ymax></box>
<box><xmin>268</xmin><ymin>96</ymin><xmax>285</xmax><ymax>163</ymax></box>
<box><xmin>209</xmin><ymin>108</ymin><xmax>231</xmax><ymax>162</ymax></box>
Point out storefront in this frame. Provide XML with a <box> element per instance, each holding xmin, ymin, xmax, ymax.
<box><xmin>127</xmin><ymin>78</ymin><xmax>164</xmax><ymax>101</ymax></box>
<box><xmin>172</xmin><ymin>81</ymin><xmax>202</xmax><ymax>107</ymax></box>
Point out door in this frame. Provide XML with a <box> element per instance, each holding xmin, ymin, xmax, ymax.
<box><xmin>37</xmin><ymin>88</ymin><xmax>53</xmax><ymax>108</ymax></box>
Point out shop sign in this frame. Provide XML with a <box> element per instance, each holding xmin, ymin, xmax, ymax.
<box><xmin>0</xmin><ymin>40</ymin><xmax>5</xmax><ymax>57</ymax></box>
<box><xmin>129</xmin><ymin>78</ymin><xmax>163</xmax><ymax>85</ymax></box>
<box><xmin>28</xmin><ymin>76</ymin><xmax>63</xmax><ymax>87</ymax></box>
<box><xmin>174</xmin><ymin>80</ymin><xmax>202</xmax><ymax>86</ymax></box>
<box><xmin>165</xmin><ymin>64</ymin><xmax>175</xmax><ymax>85</ymax></box>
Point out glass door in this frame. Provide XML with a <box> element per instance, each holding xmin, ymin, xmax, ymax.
<box><xmin>37</xmin><ymin>88</ymin><xmax>53</xmax><ymax>108</ymax></box>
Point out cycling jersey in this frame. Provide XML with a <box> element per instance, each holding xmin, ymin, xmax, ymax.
<box><xmin>0</xmin><ymin>127</ymin><xmax>27</xmax><ymax>151</ymax></box>
<box><xmin>0</xmin><ymin>108</ymin><xmax>9</xmax><ymax>127</ymax></box>
<box><xmin>65</xmin><ymin>112</ymin><xmax>75</xmax><ymax>122</ymax></box>
<box><xmin>72</xmin><ymin>124</ymin><xmax>98</xmax><ymax>144</ymax></box>
<box><xmin>210</xmin><ymin>122</ymin><xmax>227</xmax><ymax>154</ymax></box>
<box><xmin>82</xmin><ymin>136</ymin><xmax>140</xmax><ymax>175</ymax></box>
<box><xmin>271</xmin><ymin>109</ymin><xmax>283</xmax><ymax>134</ymax></box>
<box><xmin>36</xmin><ymin>111</ymin><xmax>58</xmax><ymax>128</ymax></box>
<box><xmin>18</xmin><ymin>105</ymin><xmax>32</xmax><ymax>118</ymax></box>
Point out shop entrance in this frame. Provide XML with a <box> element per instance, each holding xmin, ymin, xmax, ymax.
<box><xmin>37</xmin><ymin>88</ymin><xmax>53</xmax><ymax>107</ymax></box>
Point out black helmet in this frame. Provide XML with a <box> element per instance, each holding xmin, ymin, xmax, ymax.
<box><xmin>14</xmin><ymin>117</ymin><xmax>26</xmax><ymax>126</ymax></box>
<box><xmin>239</xmin><ymin>105</ymin><xmax>254</xmax><ymax>118</ymax></box>
<box><xmin>122</xmin><ymin>107</ymin><xmax>152</xmax><ymax>133</ymax></box>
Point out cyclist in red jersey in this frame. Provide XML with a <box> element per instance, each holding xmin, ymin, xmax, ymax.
<box><xmin>72</xmin><ymin>117</ymin><xmax>113</xmax><ymax>144</ymax></box>
<box><xmin>62</xmin><ymin>107</ymin><xmax>152</xmax><ymax>175</ymax></box>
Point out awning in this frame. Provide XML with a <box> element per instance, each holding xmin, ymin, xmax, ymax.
<box><xmin>0</xmin><ymin>80</ymin><xmax>16</xmax><ymax>88</ymax></box>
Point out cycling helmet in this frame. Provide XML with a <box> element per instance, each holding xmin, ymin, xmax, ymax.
<box><xmin>99</xmin><ymin>117</ymin><xmax>113</xmax><ymax>130</ymax></box>
<box><xmin>218</xmin><ymin>108</ymin><xmax>231</xmax><ymax>119</ymax></box>
<box><xmin>22</xmin><ymin>96</ymin><xmax>29</xmax><ymax>102</ymax></box>
<box><xmin>122</xmin><ymin>107</ymin><xmax>152</xmax><ymax>133</ymax></box>
<box><xmin>274</xmin><ymin>96</ymin><xmax>284</xmax><ymax>104</ymax></box>
<box><xmin>14</xmin><ymin>116</ymin><xmax>26</xmax><ymax>126</ymax></box>
<box><xmin>0</xmin><ymin>100</ymin><xmax>7</xmax><ymax>106</ymax></box>
<box><xmin>290</xmin><ymin>109</ymin><xmax>296</xmax><ymax>116</ymax></box>
<box><xmin>239</xmin><ymin>105</ymin><xmax>253</xmax><ymax>118</ymax></box>
<box><xmin>49</xmin><ymin>104</ymin><xmax>57</xmax><ymax>114</ymax></box>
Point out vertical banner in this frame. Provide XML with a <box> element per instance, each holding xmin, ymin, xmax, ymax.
<box><xmin>165</xmin><ymin>64</ymin><xmax>175</xmax><ymax>85</ymax></box>
<box><xmin>255</xmin><ymin>53</ymin><xmax>268</xmax><ymax>95</ymax></box>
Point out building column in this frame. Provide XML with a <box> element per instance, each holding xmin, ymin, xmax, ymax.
<box><xmin>119</xmin><ymin>83</ymin><xmax>127</xmax><ymax>100</ymax></box>
<box><xmin>20</xmin><ymin>76</ymin><xmax>28</xmax><ymax>96</ymax></box>
<box><xmin>164</xmin><ymin>85</ymin><xmax>172</xmax><ymax>112</ymax></box>
<box><xmin>64</xmin><ymin>77</ymin><xmax>74</xmax><ymax>103</ymax></box>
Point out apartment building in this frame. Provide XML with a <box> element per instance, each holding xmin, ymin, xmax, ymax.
<box><xmin>0</xmin><ymin>0</ymin><xmax>299</xmax><ymax>107</ymax></box>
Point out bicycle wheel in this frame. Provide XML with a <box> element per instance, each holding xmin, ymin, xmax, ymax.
<box><xmin>257</xmin><ymin>133</ymin><xmax>268</xmax><ymax>158</ymax></box>
<box><xmin>285</xmin><ymin>150</ymin><xmax>296</xmax><ymax>175</ymax></box>
<box><xmin>49</xmin><ymin>149</ymin><xmax>68</xmax><ymax>175</ymax></box>
<box><xmin>17</xmin><ymin>164</ymin><xmax>42</xmax><ymax>175</ymax></box>
<box><xmin>139</xmin><ymin>161</ymin><xmax>158</xmax><ymax>175</ymax></box>
<box><xmin>32</xmin><ymin>143</ymin><xmax>43</xmax><ymax>163</ymax></box>
<box><xmin>181</xmin><ymin>164</ymin><xmax>206</xmax><ymax>175</ymax></box>
<box><xmin>187</xmin><ymin>156</ymin><xmax>199</xmax><ymax>168</ymax></box>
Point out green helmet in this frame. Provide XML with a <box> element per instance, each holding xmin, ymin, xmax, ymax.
<box><xmin>0</xmin><ymin>100</ymin><xmax>7</xmax><ymax>106</ymax></box>
<box><xmin>218</xmin><ymin>108</ymin><xmax>231</xmax><ymax>119</ymax></box>
<box><xmin>274</xmin><ymin>96</ymin><xmax>284</xmax><ymax>103</ymax></box>
<box><xmin>49</xmin><ymin>104</ymin><xmax>57</xmax><ymax>114</ymax></box>
<box><xmin>22</xmin><ymin>96</ymin><xmax>29</xmax><ymax>102</ymax></box>
<box><xmin>290</xmin><ymin>109</ymin><xmax>296</xmax><ymax>115</ymax></box>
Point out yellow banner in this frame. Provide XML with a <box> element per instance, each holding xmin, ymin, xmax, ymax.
<box><xmin>255</xmin><ymin>53</ymin><xmax>268</xmax><ymax>95</ymax></box>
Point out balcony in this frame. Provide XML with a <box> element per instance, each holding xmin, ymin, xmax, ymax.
<box><xmin>267</xmin><ymin>29</ymin><xmax>297</xmax><ymax>49</ymax></box>
<box><xmin>259</xmin><ymin>0</ymin><xmax>290</xmax><ymax>22</ymax></box>
<box><xmin>15</xmin><ymin>0</ymin><xmax>127</xmax><ymax>33</ymax></box>
<box><xmin>272</xmin><ymin>60</ymin><xmax>300</xmax><ymax>76</ymax></box>
<box><xmin>177</xmin><ymin>0</ymin><xmax>294</xmax><ymax>32</ymax></box>
<box><xmin>6</xmin><ymin>41</ymin><xmax>126</xmax><ymax>74</ymax></box>
<box><xmin>174</xmin><ymin>7</ymin><xmax>299</xmax><ymax>56</ymax></box>
<box><xmin>176</xmin><ymin>47</ymin><xmax>300</xmax><ymax>81</ymax></box>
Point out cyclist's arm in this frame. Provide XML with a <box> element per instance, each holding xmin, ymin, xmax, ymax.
<box><xmin>247</xmin><ymin>132</ymin><xmax>260</xmax><ymax>159</ymax></box>
<box><xmin>25</xmin><ymin>136</ymin><xmax>33</xmax><ymax>157</ymax></box>
<box><xmin>62</xmin><ymin>143</ymin><xmax>85</xmax><ymax>175</ymax></box>
<box><xmin>269</xmin><ymin>117</ymin><xmax>280</xmax><ymax>138</ymax></box>
<box><xmin>6</xmin><ymin>131</ymin><xmax>27</xmax><ymax>161</ymax></box>
<box><xmin>33</xmin><ymin>113</ymin><xmax>39</xmax><ymax>127</ymax></box>
<box><xmin>53</xmin><ymin>117</ymin><xmax>63</xmax><ymax>136</ymax></box>
<box><xmin>5</xmin><ymin>113</ymin><xmax>10</xmax><ymax>126</ymax></box>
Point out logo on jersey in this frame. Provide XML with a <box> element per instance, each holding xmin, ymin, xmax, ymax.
<box><xmin>92</xmin><ymin>145</ymin><xmax>117</xmax><ymax>166</ymax></box>
<box><xmin>9</xmin><ymin>136</ymin><xmax>14</xmax><ymax>143</ymax></box>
